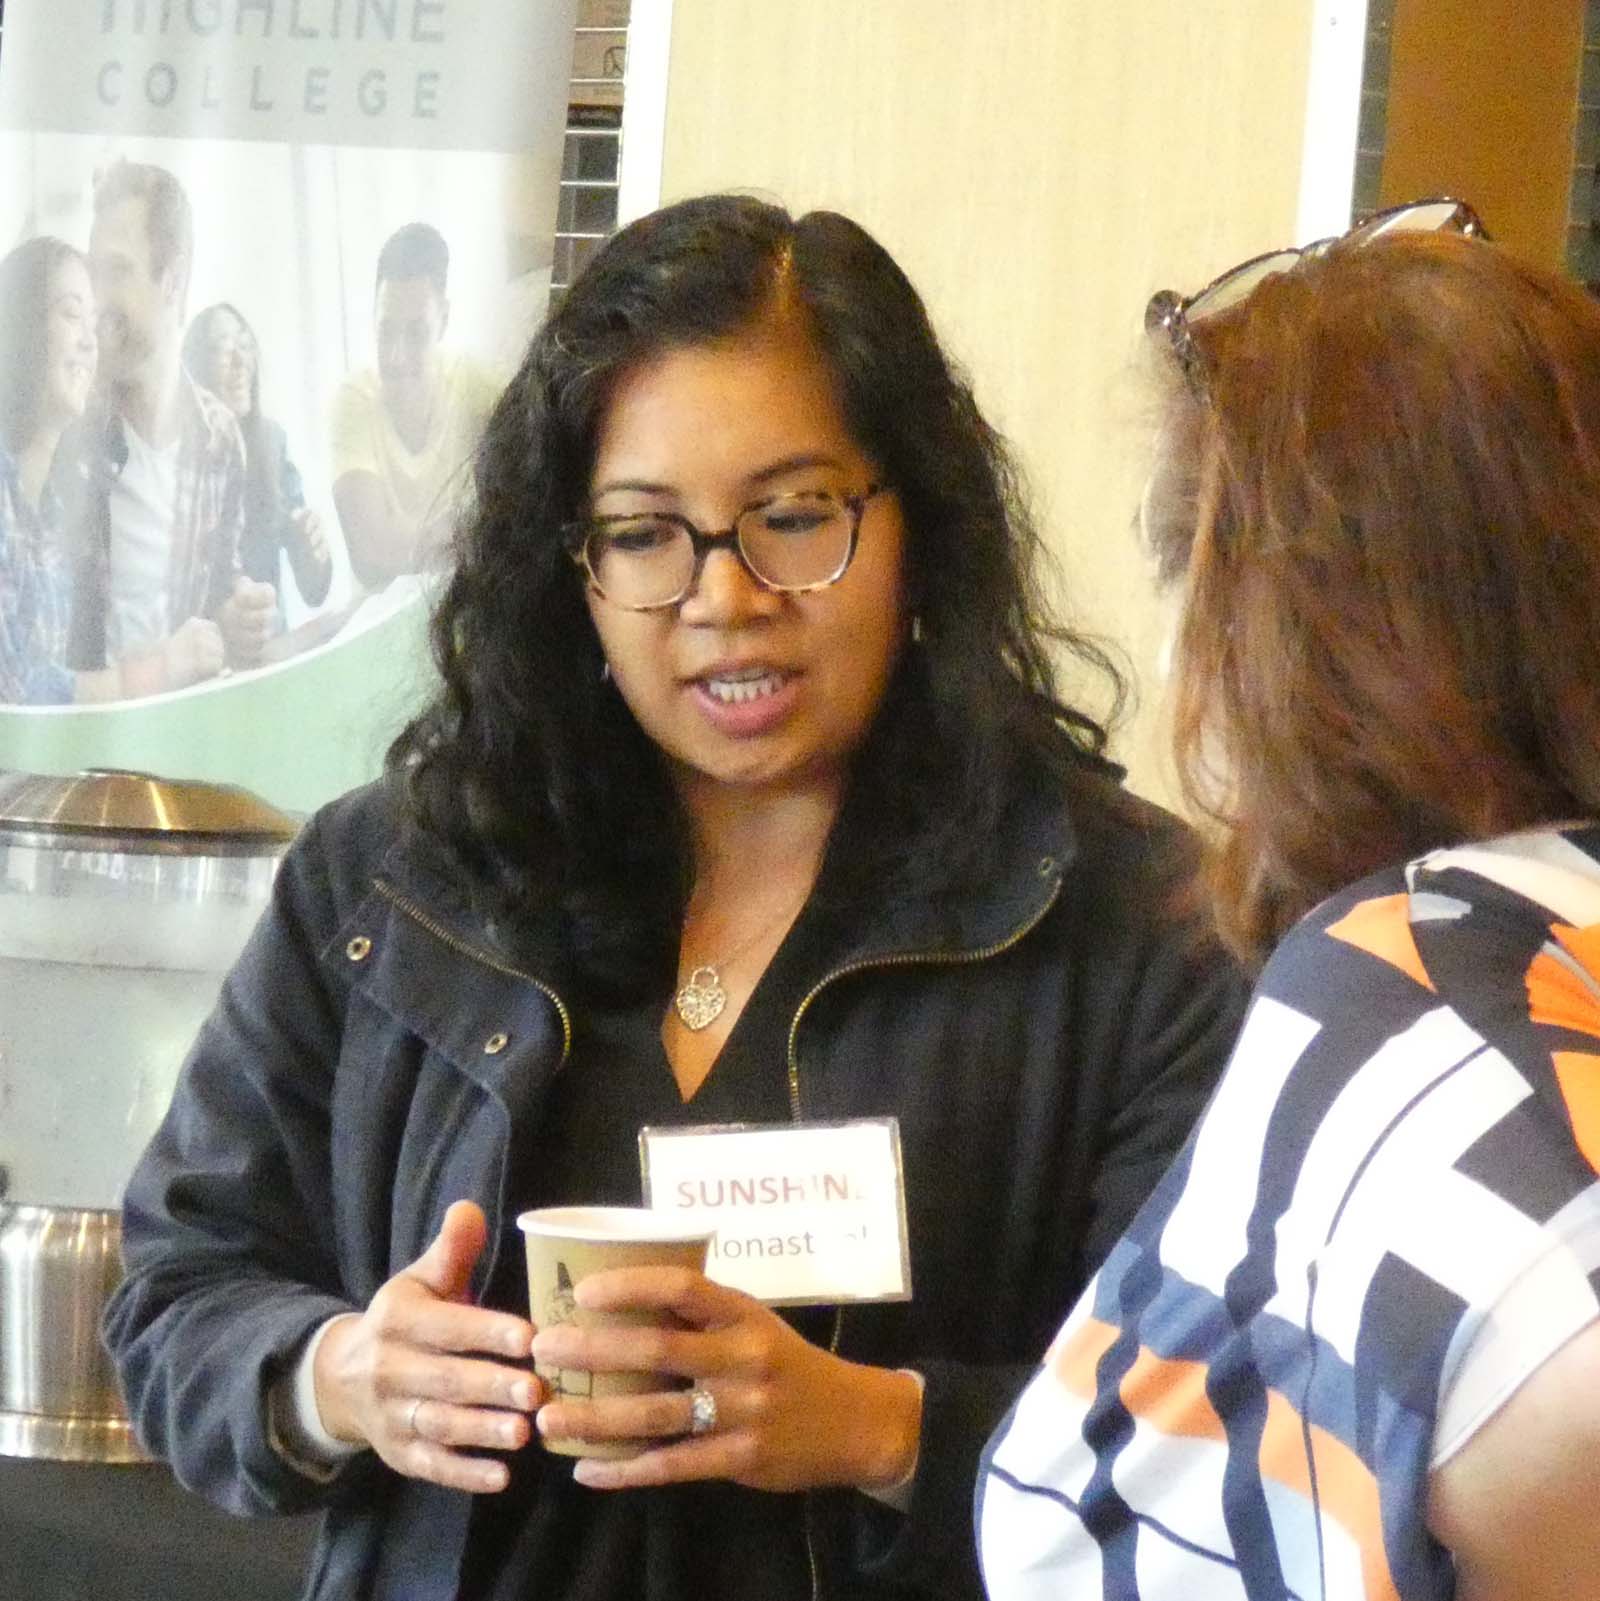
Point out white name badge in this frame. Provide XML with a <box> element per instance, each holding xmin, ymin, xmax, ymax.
<box><xmin>638</xmin><ymin>1117</ymin><xmax>911</xmax><ymax>1306</ymax></box>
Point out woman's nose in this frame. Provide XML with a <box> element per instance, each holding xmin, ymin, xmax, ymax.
<box><xmin>677</xmin><ymin>544</ymin><xmax>780</xmax><ymax>626</ymax></box>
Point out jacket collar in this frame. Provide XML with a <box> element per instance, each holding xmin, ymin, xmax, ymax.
<box><xmin>376</xmin><ymin>772</ymin><xmax>1081</xmax><ymax>983</ymax></box>
<box><xmin>808</xmin><ymin>778</ymin><xmax>1077</xmax><ymax>969</ymax></box>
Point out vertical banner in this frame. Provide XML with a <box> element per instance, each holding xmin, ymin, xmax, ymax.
<box><xmin>0</xmin><ymin>0</ymin><xmax>579</xmax><ymax>811</ymax></box>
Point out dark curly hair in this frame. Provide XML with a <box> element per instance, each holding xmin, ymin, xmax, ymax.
<box><xmin>391</xmin><ymin>193</ymin><xmax>1125</xmax><ymax>995</ymax></box>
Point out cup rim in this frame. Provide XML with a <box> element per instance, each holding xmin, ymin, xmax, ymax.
<box><xmin>515</xmin><ymin>1205</ymin><xmax>716</xmax><ymax>1245</ymax></box>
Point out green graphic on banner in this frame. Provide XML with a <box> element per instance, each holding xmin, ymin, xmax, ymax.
<box><xmin>0</xmin><ymin>591</ymin><xmax>433</xmax><ymax>813</ymax></box>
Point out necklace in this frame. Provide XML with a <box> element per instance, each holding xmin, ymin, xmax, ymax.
<box><xmin>672</xmin><ymin>892</ymin><xmax>809</xmax><ymax>1032</ymax></box>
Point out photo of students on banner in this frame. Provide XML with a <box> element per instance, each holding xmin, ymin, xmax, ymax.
<box><xmin>0</xmin><ymin>0</ymin><xmax>573</xmax><ymax>724</ymax></box>
<box><xmin>0</xmin><ymin>149</ymin><xmax>528</xmax><ymax>707</ymax></box>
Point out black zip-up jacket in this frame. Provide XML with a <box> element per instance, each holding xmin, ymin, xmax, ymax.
<box><xmin>105</xmin><ymin>768</ymin><xmax>1247</xmax><ymax>1599</ymax></box>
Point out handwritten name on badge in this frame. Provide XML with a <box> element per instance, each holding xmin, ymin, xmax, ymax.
<box><xmin>638</xmin><ymin>1119</ymin><xmax>911</xmax><ymax>1306</ymax></box>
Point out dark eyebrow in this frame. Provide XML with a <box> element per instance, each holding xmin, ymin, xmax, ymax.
<box><xmin>591</xmin><ymin>454</ymin><xmax>849</xmax><ymax>501</ymax></box>
<box><xmin>747</xmin><ymin>452</ymin><xmax>847</xmax><ymax>486</ymax></box>
<box><xmin>591</xmin><ymin>477</ymin><xmax>675</xmax><ymax>498</ymax></box>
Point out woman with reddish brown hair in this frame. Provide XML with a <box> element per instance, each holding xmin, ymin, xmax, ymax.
<box><xmin>980</xmin><ymin>210</ymin><xmax>1600</xmax><ymax>1601</ymax></box>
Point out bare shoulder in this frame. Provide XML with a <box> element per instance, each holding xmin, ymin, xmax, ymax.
<box><xmin>1428</xmin><ymin>1318</ymin><xmax>1600</xmax><ymax>1601</ymax></box>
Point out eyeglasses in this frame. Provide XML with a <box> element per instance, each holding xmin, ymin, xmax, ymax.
<box><xmin>569</xmin><ymin>484</ymin><xmax>887</xmax><ymax>611</ymax></box>
<box><xmin>1146</xmin><ymin>197</ymin><xmax>1487</xmax><ymax>377</ymax></box>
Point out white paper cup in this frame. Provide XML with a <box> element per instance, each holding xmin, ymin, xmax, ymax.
<box><xmin>517</xmin><ymin>1206</ymin><xmax>714</xmax><ymax>1459</ymax></box>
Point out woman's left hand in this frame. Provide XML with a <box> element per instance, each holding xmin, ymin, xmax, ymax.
<box><xmin>529</xmin><ymin>1267</ymin><xmax>922</xmax><ymax>1494</ymax></box>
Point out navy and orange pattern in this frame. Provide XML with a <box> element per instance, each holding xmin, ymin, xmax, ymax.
<box><xmin>978</xmin><ymin>825</ymin><xmax>1600</xmax><ymax>1601</ymax></box>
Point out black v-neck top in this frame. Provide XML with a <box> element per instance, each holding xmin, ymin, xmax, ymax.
<box><xmin>460</xmin><ymin>908</ymin><xmax>840</xmax><ymax>1600</ymax></box>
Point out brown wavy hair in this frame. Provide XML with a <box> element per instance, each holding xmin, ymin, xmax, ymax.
<box><xmin>1145</xmin><ymin>229</ymin><xmax>1600</xmax><ymax>962</ymax></box>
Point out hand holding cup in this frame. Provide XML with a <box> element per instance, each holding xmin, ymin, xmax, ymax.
<box><xmin>313</xmin><ymin>1200</ymin><xmax>541</xmax><ymax>1493</ymax></box>
<box><xmin>525</xmin><ymin>1211</ymin><xmax>922</xmax><ymax>1495</ymax></box>
<box><xmin>517</xmin><ymin>1206</ymin><xmax>714</xmax><ymax>1461</ymax></box>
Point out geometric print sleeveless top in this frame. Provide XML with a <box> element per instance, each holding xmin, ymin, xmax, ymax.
<box><xmin>978</xmin><ymin>826</ymin><xmax>1600</xmax><ymax>1601</ymax></box>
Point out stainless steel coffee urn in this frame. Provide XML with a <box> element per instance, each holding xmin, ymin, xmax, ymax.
<box><xmin>0</xmin><ymin>770</ymin><xmax>298</xmax><ymax>1463</ymax></box>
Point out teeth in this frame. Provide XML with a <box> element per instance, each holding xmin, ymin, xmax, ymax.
<box><xmin>704</xmin><ymin>672</ymin><xmax>785</xmax><ymax>704</ymax></box>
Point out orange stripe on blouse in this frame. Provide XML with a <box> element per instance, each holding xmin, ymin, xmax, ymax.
<box><xmin>1054</xmin><ymin>1332</ymin><xmax>1401</xmax><ymax>1601</ymax></box>
<box><xmin>1326</xmin><ymin>896</ymin><xmax>1436</xmax><ymax>993</ymax></box>
<box><xmin>1552</xmin><ymin>1051</ymin><xmax>1600</xmax><ymax>1174</ymax></box>
<box><xmin>1113</xmin><ymin>1341</ymin><xmax>1228</xmax><ymax>1444</ymax></box>
<box><xmin>1527</xmin><ymin>940</ymin><xmax>1600</xmax><ymax>1044</ymax></box>
<box><xmin>1052</xmin><ymin>1322</ymin><xmax>1228</xmax><ymax>1448</ymax></box>
<box><xmin>1552</xmin><ymin>923</ymin><xmax>1600</xmax><ymax>972</ymax></box>
<box><xmin>1257</xmin><ymin>1388</ymin><xmax>1401</xmax><ymax>1601</ymax></box>
<box><xmin>1049</xmin><ymin>1315</ymin><xmax>1124</xmax><ymax>1398</ymax></box>
<box><xmin>1049</xmin><ymin>1320</ymin><xmax>1228</xmax><ymax>1444</ymax></box>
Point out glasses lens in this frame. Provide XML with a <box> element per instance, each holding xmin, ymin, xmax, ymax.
<box><xmin>587</xmin><ymin>517</ymin><xmax>693</xmax><ymax>607</ymax></box>
<box><xmin>1187</xmin><ymin>250</ymin><xmax>1303</xmax><ymax>323</ymax></box>
<box><xmin>1349</xmin><ymin>199</ymin><xmax>1469</xmax><ymax>244</ymax></box>
<box><xmin>738</xmin><ymin>493</ymin><xmax>855</xmax><ymax>589</ymax></box>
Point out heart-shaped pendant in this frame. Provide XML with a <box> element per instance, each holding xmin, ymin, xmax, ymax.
<box><xmin>674</xmin><ymin>966</ymin><xmax>727</xmax><ymax>1031</ymax></box>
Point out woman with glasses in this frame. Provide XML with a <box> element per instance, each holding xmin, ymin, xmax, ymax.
<box><xmin>104</xmin><ymin>194</ymin><xmax>1245</xmax><ymax>1600</ymax></box>
<box><xmin>980</xmin><ymin>208</ymin><xmax>1600</xmax><ymax>1601</ymax></box>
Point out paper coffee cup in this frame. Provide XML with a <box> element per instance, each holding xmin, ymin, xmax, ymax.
<box><xmin>517</xmin><ymin>1205</ymin><xmax>715</xmax><ymax>1459</ymax></box>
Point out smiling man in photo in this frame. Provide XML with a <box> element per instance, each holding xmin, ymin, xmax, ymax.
<box><xmin>328</xmin><ymin>222</ymin><xmax>501</xmax><ymax>590</ymax></box>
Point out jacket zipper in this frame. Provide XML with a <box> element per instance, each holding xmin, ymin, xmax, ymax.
<box><xmin>371</xmin><ymin>876</ymin><xmax>574</xmax><ymax>1065</ymax></box>
<box><xmin>786</xmin><ymin>872</ymin><xmax>1062</xmax><ymax>1601</ymax></box>
<box><xmin>784</xmin><ymin>876</ymin><xmax>1062</xmax><ymax>1122</ymax></box>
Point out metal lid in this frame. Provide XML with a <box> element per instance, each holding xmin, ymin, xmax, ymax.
<box><xmin>0</xmin><ymin>769</ymin><xmax>300</xmax><ymax>852</ymax></box>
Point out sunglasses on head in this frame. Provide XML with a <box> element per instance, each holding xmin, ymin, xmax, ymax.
<box><xmin>1146</xmin><ymin>197</ymin><xmax>1488</xmax><ymax>379</ymax></box>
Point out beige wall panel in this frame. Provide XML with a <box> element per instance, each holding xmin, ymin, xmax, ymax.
<box><xmin>659</xmin><ymin>1</ymin><xmax>1315</xmax><ymax>800</ymax></box>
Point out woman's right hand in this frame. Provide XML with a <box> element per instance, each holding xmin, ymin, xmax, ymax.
<box><xmin>313</xmin><ymin>1201</ymin><xmax>542</xmax><ymax>1493</ymax></box>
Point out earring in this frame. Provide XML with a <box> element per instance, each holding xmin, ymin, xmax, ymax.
<box><xmin>600</xmin><ymin>660</ymin><xmax>612</xmax><ymax>684</ymax></box>
<box><xmin>910</xmin><ymin>614</ymin><xmax>925</xmax><ymax>644</ymax></box>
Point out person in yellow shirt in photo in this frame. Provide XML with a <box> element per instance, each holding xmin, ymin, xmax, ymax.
<box><xmin>329</xmin><ymin>222</ymin><xmax>501</xmax><ymax>590</ymax></box>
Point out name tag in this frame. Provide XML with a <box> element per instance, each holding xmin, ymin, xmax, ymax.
<box><xmin>638</xmin><ymin>1118</ymin><xmax>911</xmax><ymax>1306</ymax></box>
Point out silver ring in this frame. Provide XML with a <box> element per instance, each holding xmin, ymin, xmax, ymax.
<box><xmin>405</xmin><ymin>1397</ymin><xmax>424</xmax><ymax>1439</ymax></box>
<box><xmin>686</xmin><ymin>1386</ymin><xmax>717</xmax><ymax>1437</ymax></box>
